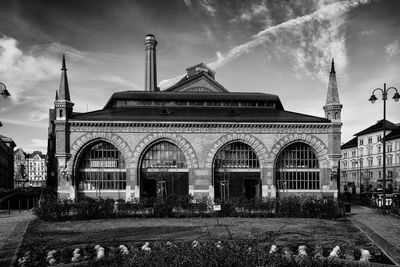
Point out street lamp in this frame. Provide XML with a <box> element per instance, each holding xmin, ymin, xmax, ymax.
<box><xmin>1</xmin><ymin>82</ymin><xmax>11</xmax><ymax>99</ymax></box>
<box><xmin>368</xmin><ymin>83</ymin><xmax>400</xmax><ymax>214</ymax></box>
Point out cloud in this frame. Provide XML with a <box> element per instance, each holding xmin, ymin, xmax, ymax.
<box><xmin>199</xmin><ymin>0</ymin><xmax>217</xmax><ymax>17</ymax></box>
<box><xmin>183</xmin><ymin>0</ymin><xmax>191</xmax><ymax>7</ymax></box>
<box><xmin>385</xmin><ymin>39</ymin><xmax>399</xmax><ymax>58</ymax></box>
<box><xmin>26</xmin><ymin>139</ymin><xmax>48</xmax><ymax>152</ymax></box>
<box><xmin>207</xmin><ymin>0</ymin><xmax>371</xmax><ymax>83</ymax></box>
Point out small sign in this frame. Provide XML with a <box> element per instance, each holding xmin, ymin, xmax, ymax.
<box><xmin>213</xmin><ymin>205</ymin><xmax>221</xmax><ymax>211</ymax></box>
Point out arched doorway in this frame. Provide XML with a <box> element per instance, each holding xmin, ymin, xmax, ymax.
<box><xmin>76</xmin><ymin>141</ymin><xmax>127</xmax><ymax>197</ymax></box>
<box><xmin>275</xmin><ymin>142</ymin><xmax>320</xmax><ymax>191</ymax></box>
<box><xmin>139</xmin><ymin>141</ymin><xmax>188</xmax><ymax>198</ymax></box>
<box><xmin>213</xmin><ymin>142</ymin><xmax>260</xmax><ymax>201</ymax></box>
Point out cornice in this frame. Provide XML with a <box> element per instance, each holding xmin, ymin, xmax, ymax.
<box><xmin>69</xmin><ymin>121</ymin><xmax>334</xmax><ymax>134</ymax></box>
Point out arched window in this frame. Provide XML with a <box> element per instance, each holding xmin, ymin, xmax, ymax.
<box><xmin>213</xmin><ymin>142</ymin><xmax>260</xmax><ymax>201</ymax></box>
<box><xmin>59</xmin><ymin>109</ymin><xmax>63</xmax><ymax>118</ymax></box>
<box><xmin>77</xmin><ymin>141</ymin><xmax>126</xmax><ymax>192</ymax></box>
<box><xmin>275</xmin><ymin>142</ymin><xmax>320</xmax><ymax>190</ymax></box>
<box><xmin>140</xmin><ymin>141</ymin><xmax>188</xmax><ymax>198</ymax></box>
<box><xmin>334</xmin><ymin>112</ymin><xmax>338</xmax><ymax>119</ymax></box>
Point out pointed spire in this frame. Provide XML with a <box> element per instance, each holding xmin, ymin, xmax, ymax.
<box><xmin>330</xmin><ymin>58</ymin><xmax>335</xmax><ymax>74</ymax></box>
<box><xmin>325</xmin><ymin>58</ymin><xmax>340</xmax><ymax>105</ymax></box>
<box><xmin>55</xmin><ymin>90</ymin><xmax>58</xmax><ymax>100</ymax></box>
<box><xmin>58</xmin><ymin>54</ymin><xmax>70</xmax><ymax>101</ymax></box>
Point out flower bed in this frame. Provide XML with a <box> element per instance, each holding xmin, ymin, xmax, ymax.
<box><xmin>16</xmin><ymin>240</ymin><xmax>393</xmax><ymax>266</ymax></box>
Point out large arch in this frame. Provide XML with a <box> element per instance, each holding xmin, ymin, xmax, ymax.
<box><xmin>139</xmin><ymin>140</ymin><xmax>189</xmax><ymax>198</ymax></box>
<box><xmin>67</xmin><ymin>132</ymin><xmax>134</xmax><ymax>176</ymax></box>
<box><xmin>213</xmin><ymin>141</ymin><xmax>261</xmax><ymax>201</ymax></box>
<box><xmin>132</xmin><ymin>133</ymin><xmax>199</xmax><ymax>170</ymax></box>
<box><xmin>269</xmin><ymin>133</ymin><xmax>328</xmax><ymax>164</ymax></box>
<box><xmin>205</xmin><ymin>134</ymin><xmax>269</xmax><ymax>168</ymax></box>
<box><xmin>275</xmin><ymin>142</ymin><xmax>321</xmax><ymax>191</ymax></box>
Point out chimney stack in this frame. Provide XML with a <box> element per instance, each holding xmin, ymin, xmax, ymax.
<box><xmin>144</xmin><ymin>34</ymin><xmax>158</xmax><ymax>91</ymax></box>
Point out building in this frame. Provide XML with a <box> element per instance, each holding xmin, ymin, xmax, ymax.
<box><xmin>14</xmin><ymin>148</ymin><xmax>28</xmax><ymax>188</ymax></box>
<box><xmin>340</xmin><ymin>120</ymin><xmax>400</xmax><ymax>193</ymax></box>
<box><xmin>14</xmin><ymin>149</ymin><xmax>47</xmax><ymax>187</ymax></box>
<box><xmin>48</xmin><ymin>34</ymin><xmax>342</xmax><ymax>201</ymax></box>
<box><xmin>0</xmin><ymin>134</ymin><xmax>16</xmax><ymax>189</ymax></box>
<box><xmin>26</xmin><ymin>151</ymin><xmax>47</xmax><ymax>187</ymax></box>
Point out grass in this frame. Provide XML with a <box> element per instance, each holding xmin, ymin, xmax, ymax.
<box><xmin>20</xmin><ymin>216</ymin><xmax>380</xmax><ymax>255</ymax></box>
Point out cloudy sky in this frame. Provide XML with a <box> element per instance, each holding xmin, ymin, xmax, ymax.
<box><xmin>0</xmin><ymin>0</ymin><xmax>400</xmax><ymax>153</ymax></box>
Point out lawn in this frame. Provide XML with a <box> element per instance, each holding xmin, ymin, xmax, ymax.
<box><xmin>21</xmin><ymin>216</ymin><xmax>378</xmax><ymax>254</ymax></box>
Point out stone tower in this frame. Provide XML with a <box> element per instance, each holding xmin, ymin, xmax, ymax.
<box><xmin>324</xmin><ymin>58</ymin><xmax>342</xmax><ymax>193</ymax></box>
<box><xmin>54</xmin><ymin>54</ymin><xmax>74</xmax><ymax>196</ymax></box>
<box><xmin>144</xmin><ymin>34</ymin><xmax>158</xmax><ymax>91</ymax></box>
<box><xmin>323</xmin><ymin>58</ymin><xmax>343</xmax><ymax>121</ymax></box>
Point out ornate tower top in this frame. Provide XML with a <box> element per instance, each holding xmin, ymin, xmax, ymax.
<box><xmin>58</xmin><ymin>54</ymin><xmax>71</xmax><ymax>101</ymax></box>
<box><xmin>323</xmin><ymin>58</ymin><xmax>342</xmax><ymax>121</ymax></box>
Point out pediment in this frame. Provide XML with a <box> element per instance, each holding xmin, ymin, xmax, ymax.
<box><xmin>165</xmin><ymin>75</ymin><xmax>229</xmax><ymax>93</ymax></box>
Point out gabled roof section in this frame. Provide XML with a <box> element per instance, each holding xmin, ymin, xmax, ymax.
<box><xmin>163</xmin><ymin>63</ymin><xmax>229</xmax><ymax>93</ymax></box>
<box><xmin>385</xmin><ymin>127</ymin><xmax>400</xmax><ymax>141</ymax></box>
<box><xmin>341</xmin><ymin>137</ymin><xmax>358</xmax><ymax>149</ymax></box>
<box><xmin>354</xmin><ymin>120</ymin><xmax>398</xmax><ymax>136</ymax></box>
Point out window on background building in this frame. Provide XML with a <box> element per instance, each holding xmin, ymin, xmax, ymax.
<box><xmin>387</xmin><ymin>143</ymin><xmax>393</xmax><ymax>152</ymax></box>
<box><xmin>368</xmin><ymin>158</ymin><xmax>373</xmax><ymax>167</ymax></box>
<box><xmin>359</xmin><ymin>147</ymin><xmax>363</xmax><ymax>156</ymax></box>
<box><xmin>378</xmin><ymin>145</ymin><xmax>382</xmax><ymax>154</ymax></box>
<box><xmin>377</xmin><ymin>135</ymin><xmax>382</xmax><ymax>142</ymax></box>
<box><xmin>343</xmin><ymin>152</ymin><xmax>347</xmax><ymax>159</ymax></box>
<box><xmin>351</xmin><ymin>150</ymin><xmax>356</xmax><ymax>158</ymax></box>
<box><xmin>359</xmin><ymin>158</ymin><xmax>363</xmax><ymax>167</ymax></box>
<box><xmin>359</xmin><ymin>139</ymin><xmax>364</xmax><ymax>146</ymax></box>
<box><xmin>342</xmin><ymin>161</ymin><xmax>347</xmax><ymax>169</ymax></box>
<box><xmin>275</xmin><ymin>142</ymin><xmax>320</xmax><ymax>190</ymax></box>
<box><xmin>352</xmin><ymin>173</ymin><xmax>356</xmax><ymax>180</ymax></box>
<box><xmin>367</xmin><ymin>147</ymin><xmax>372</xmax><ymax>156</ymax></box>
<box><xmin>397</xmin><ymin>154</ymin><xmax>400</xmax><ymax>164</ymax></box>
<box><xmin>378</xmin><ymin>156</ymin><xmax>382</xmax><ymax>166</ymax></box>
<box><xmin>388</xmin><ymin>170</ymin><xmax>393</xmax><ymax>178</ymax></box>
<box><xmin>387</xmin><ymin>155</ymin><xmax>393</xmax><ymax>166</ymax></box>
<box><xmin>378</xmin><ymin>171</ymin><xmax>381</xmax><ymax>179</ymax></box>
<box><xmin>352</xmin><ymin>161</ymin><xmax>357</xmax><ymax>169</ymax></box>
<box><xmin>368</xmin><ymin>137</ymin><xmax>373</xmax><ymax>144</ymax></box>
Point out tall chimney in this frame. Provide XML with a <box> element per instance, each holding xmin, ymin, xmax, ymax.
<box><xmin>144</xmin><ymin>34</ymin><xmax>158</xmax><ymax>91</ymax></box>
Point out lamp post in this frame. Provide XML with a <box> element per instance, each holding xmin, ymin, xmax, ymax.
<box><xmin>369</xmin><ymin>83</ymin><xmax>400</xmax><ymax>214</ymax></box>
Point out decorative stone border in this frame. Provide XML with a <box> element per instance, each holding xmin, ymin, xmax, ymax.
<box><xmin>269</xmin><ymin>133</ymin><xmax>328</xmax><ymax>163</ymax></box>
<box><xmin>131</xmin><ymin>133</ymin><xmax>199</xmax><ymax>169</ymax></box>
<box><xmin>67</xmin><ymin>132</ymin><xmax>134</xmax><ymax>172</ymax></box>
<box><xmin>205</xmin><ymin>133</ymin><xmax>269</xmax><ymax>168</ymax></box>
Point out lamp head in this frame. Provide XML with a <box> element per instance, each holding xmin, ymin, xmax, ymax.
<box><xmin>1</xmin><ymin>88</ymin><xmax>10</xmax><ymax>99</ymax></box>
<box><xmin>393</xmin><ymin>92</ymin><xmax>400</xmax><ymax>102</ymax></box>
<box><xmin>369</xmin><ymin>94</ymin><xmax>377</xmax><ymax>104</ymax></box>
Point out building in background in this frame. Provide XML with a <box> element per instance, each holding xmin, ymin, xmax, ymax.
<box><xmin>48</xmin><ymin>34</ymin><xmax>342</xmax><ymax>201</ymax></box>
<box><xmin>0</xmin><ymin>134</ymin><xmax>16</xmax><ymax>189</ymax></box>
<box><xmin>340</xmin><ymin>120</ymin><xmax>400</xmax><ymax>194</ymax></box>
<box><xmin>14</xmin><ymin>148</ymin><xmax>28</xmax><ymax>188</ymax></box>
<box><xmin>26</xmin><ymin>151</ymin><xmax>47</xmax><ymax>187</ymax></box>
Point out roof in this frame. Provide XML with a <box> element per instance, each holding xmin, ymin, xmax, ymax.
<box><xmin>385</xmin><ymin>127</ymin><xmax>400</xmax><ymax>141</ymax></box>
<box><xmin>0</xmin><ymin>134</ymin><xmax>16</xmax><ymax>147</ymax></box>
<box><xmin>104</xmin><ymin>90</ymin><xmax>285</xmax><ymax>110</ymax></box>
<box><xmin>341</xmin><ymin>137</ymin><xmax>358</xmax><ymax>149</ymax></box>
<box><xmin>354</xmin><ymin>120</ymin><xmax>398</xmax><ymax>136</ymax></box>
<box><xmin>72</xmin><ymin>105</ymin><xmax>330</xmax><ymax>123</ymax></box>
